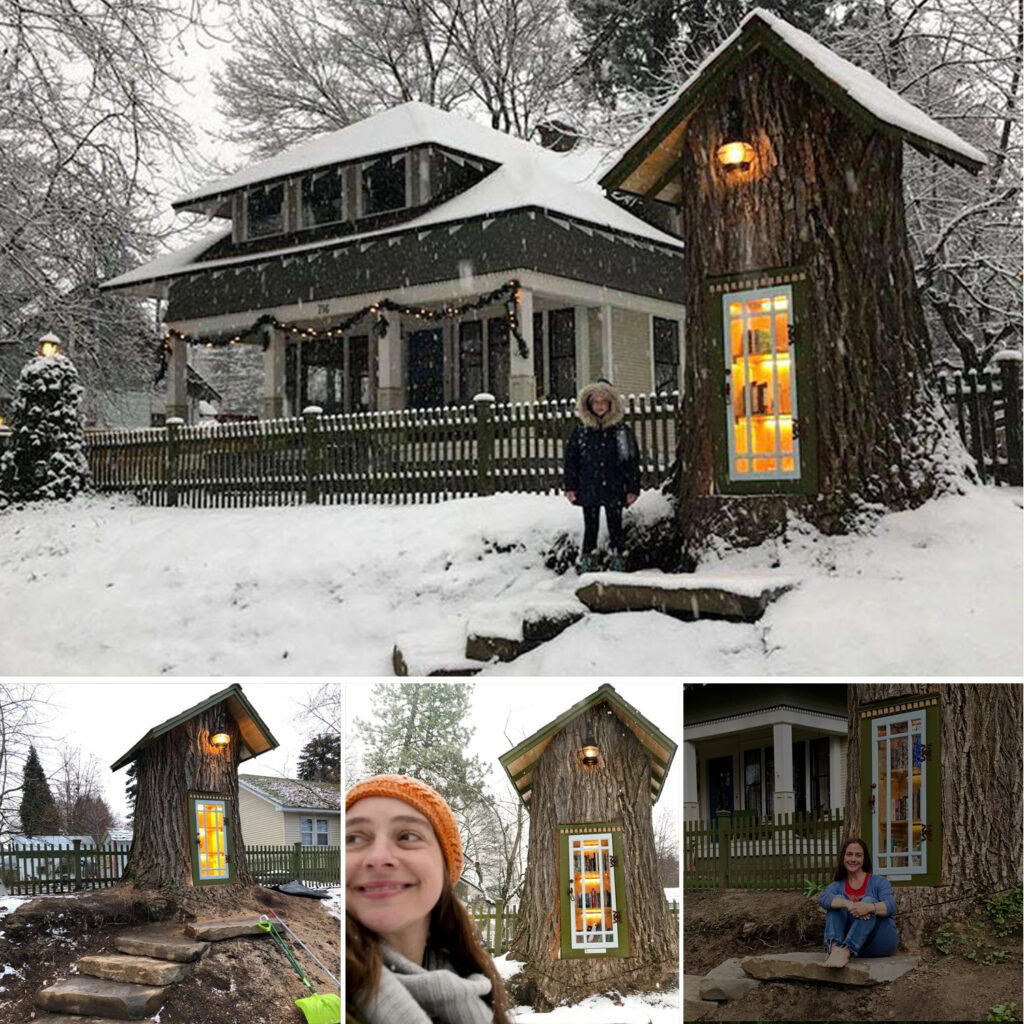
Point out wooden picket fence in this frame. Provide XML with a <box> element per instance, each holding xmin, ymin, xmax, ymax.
<box><xmin>684</xmin><ymin>809</ymin><xmax>845</xmax><ymax>891</ymax></box>
<box><xmin>84</xmin><ymin>392</ymin><xmax>681</xmax><ymax>507</ymax></box>
<box><xmin>0</xmin><ymin>840</ymin><xmax>339</xmax><ymax>895</ymax></box>
<box><xmin>466</xmin><ymin>898</ymin><xmax>680</xmax><ymax>954</ymax></box>
<box><xmin>936</xmin><ymin>357</ymin><xmax>1022</xmax><ymax>486</ymax></box>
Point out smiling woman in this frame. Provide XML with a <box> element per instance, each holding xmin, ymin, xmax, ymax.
<box><xmin>345</xmin><ymin>775</ymin><xmax>510</xmax><ymax>1024</ymax></box>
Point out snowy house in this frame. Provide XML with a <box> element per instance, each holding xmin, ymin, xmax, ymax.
<box><xmin>683</xmin><ymin>683</ymin><xmax>848</xmax><ymax>825</ymax></box>
<box><xmin>238</xmin><ymin>774</ymin><xmax>340</xmax><ymax>847</ymax></box>
<box><xmin>100</xmin><ymin>102</ymin><xmax>686</xmax><ymax>421</ymax></box>
<box><xmin>1</xmin><ymin>834</ymin><xmax>98</xmax><ymax>882</ymax></box>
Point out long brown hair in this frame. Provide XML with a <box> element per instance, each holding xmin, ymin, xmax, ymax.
<box><xmin>833</xmin><ymin>836</ymin><xmax>872</xmax><ymax>881</ymax></box>
<box><xmin>346</xmin><ymin>868</ymin><xmax>511</xmax><ymax>1024</ymax></box>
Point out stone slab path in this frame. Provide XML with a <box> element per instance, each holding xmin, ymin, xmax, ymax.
<box><xmin>34</xmin><ymin>976</ymin><xmax>167</xmax><ymax>1019</ymax></box>
<box><xmin>185</xmin><ymin>915</ymin><xmax>267</xmax><ymax>940</ymax></box>
<box><xmin>739</xmin><ymin>951</ymin><xmax>921</xmax><ymax>986</ymax></box>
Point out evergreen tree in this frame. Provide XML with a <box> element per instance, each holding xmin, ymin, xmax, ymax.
<box><xmin>19</xmin><ymin>745</ymin><xmax>59</xmax><ymax>837</ymax></box>
<box><xmin>296</xmin><ymin>732</ymin><xmax>341</xmax><ymax>784</ymax></box>
<box><xmin>0</xmin><ymin>354</ymin><xmax>89</xmax><ymax>502</ymax></box>
<box><xmin>355</xmin><ymin>683</ymin><xmax>489</xmax><ymax>812</ymax></box>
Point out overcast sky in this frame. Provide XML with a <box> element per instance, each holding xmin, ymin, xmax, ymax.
<box><xmin>33</xmin><ymin>681</ymin><xmax>330</xmax><ymax>825</ymax></box>
<box><xmin>344</xmin><ymin>681</ymin><xmax>681</xmax><ymax>826</ymax></box>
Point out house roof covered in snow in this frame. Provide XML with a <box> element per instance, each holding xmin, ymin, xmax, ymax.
<box><xmin>601</xmin><ymin>7</ymin><xmax>987</xmax><ymax>201</ymax></box>
<box><xmin>110</xmin><ymin>684</ymin><xmax>279</xmax><ymax>771</ymax></box>
<box><xmin>498</xmin><ymin>683</ymin><xmax>677</xmax><ymax>808</ymax></box>
<box><xmin>101</xmin><ymin>102</ymin><xmax>683</xmax><ymax>298</ymax></box>
<box><xmin>239</xmin><ymin>774</ymin><xmax>340</xmax><ymax>813</ymax></box>
<box><xmin>6</xmin><ymin>834</ymin><xmax>97</xmax><ymax>848</ymax></box>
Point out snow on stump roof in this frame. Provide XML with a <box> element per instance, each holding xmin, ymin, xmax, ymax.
<box><xmin>602</xmin><ymin>7</ymin><xmax>986</xmax><ymax>198</ymax></box>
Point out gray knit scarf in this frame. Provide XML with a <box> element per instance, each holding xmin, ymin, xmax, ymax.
<box><xmin>355</xmin><ymin>943</ymin><xmax>494</xmax><ymax>1024</ymax></box>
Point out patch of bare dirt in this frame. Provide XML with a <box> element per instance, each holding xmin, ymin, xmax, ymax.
<box><xmin>0</xmin><ymin>886</ymin><xmax>340</xmax><ymax>1024</ymax></box>
<box><xmin>684</xmin><ymin>888</ymin><xmax>1023</xmax><ymax>1022</ymax></box>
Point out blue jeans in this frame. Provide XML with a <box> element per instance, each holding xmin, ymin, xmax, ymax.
<box><xmin>823</xmin><ymin>908</ymin><xmax>897</xmax><ymax>957</ymax></box>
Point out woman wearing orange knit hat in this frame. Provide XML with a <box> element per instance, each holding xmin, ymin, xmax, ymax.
<box><xmin>345</xmin><ymin>774</ymin><xmax>510</xmax><ymax>1024</ymax></box>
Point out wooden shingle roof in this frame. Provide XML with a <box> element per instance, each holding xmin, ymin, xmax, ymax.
<box><xmin>498</xmin><ymin>684</ymin><xmax>677</xmax><ymax>808</ymax></box>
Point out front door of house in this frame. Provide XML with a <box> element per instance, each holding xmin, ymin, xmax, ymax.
<box><xmin>708</xmin><ymin>755</ymin><xmax>734</xmax><ymax>824</ymax></box>
<box><xmin>408</xmin><ymin>328</ymin><xmax>444</xmax><ymax>408</ymax></box>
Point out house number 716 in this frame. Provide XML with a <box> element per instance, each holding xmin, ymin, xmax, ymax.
<box><xmin>317</xmin><ymin>303</ymin><xmax>330</xmax><ymax>315</ymax></box>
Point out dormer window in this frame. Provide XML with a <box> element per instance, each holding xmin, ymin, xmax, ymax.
<box><xmin>361</xmin><ymin>153</ymin><xmax>407</xmax><ymax>216</ymax></box>
<box><xmin>247</xmin><ymin>182</ymin><xmax>284</xmax><ymax>238</ymax></box>
<box><xmin>302</xmin><ymin>169</ymin><xmax>345</xmax><ymax>227</ymax></box>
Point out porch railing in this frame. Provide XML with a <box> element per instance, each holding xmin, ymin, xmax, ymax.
<box><xmin>684</xmin><ymin>809</ymin><xmax>845</xmax><ymax>891</ymax></box>
<box><xmin>84</xmin><ymin>392</ymin><xmax>681</xmax><ymax>507</ymax></box>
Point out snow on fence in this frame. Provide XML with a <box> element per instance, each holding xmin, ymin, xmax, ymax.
<box><xmin>684</xmin><ymin>808</ymin><xmax>845</xmax><ymax>891</ymax></box>
<box><xmin>84</xmin><ymin>392</ymin><xmax>681</xmax><ymax>507</ymax></box>
<box><xmin>936</xmin><ymin>358</ymin><xmax>1023</xmax><ymax>486</ymax></box>
<box><xmin>0</xmin><ymin>841</ymin><xmax>339</xmax><ymax>895</ymax></box>
<box><xmin>465</xmin><ymin>898</ymin><xmax>679</xmax><ymax>954</ymax></box>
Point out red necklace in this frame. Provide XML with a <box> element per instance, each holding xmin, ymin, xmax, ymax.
<box><xmin>845</xmin><ymin>873</ymin><xmax>869</xmax><ymax>899</ymax></box>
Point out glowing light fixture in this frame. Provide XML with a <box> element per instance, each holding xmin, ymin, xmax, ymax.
<box><xmin>38</xmin><ymin>332</ymin><xmax>61</xmax><ymax>357</ymax></box>
<box><xmin>211</xmin><ymin>732</ymin><xmax>231</xmax><ymax>747</ymax></box>
<box><xmin>717</xmin><ymin>139</ymin><xmax>755</xmax><ymax>171</ymax></box>
<box><xmin>581</xmin><ymin>723</ymin><xmax>599</xmax><ymax>767</ymax></box>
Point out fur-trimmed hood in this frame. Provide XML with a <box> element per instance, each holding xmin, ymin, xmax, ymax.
<box><xmin>575</xmin><ymin>380</ymin><xmax>625</xmax><ymax>428</ymax></box>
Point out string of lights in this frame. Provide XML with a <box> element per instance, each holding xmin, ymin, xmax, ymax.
<box><xmin>155</xmin><ymin>279</ymin><xmax>529</xmax><ymax>383</ymax></box>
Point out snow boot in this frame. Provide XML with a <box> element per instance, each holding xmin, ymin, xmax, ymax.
<box><xmin>610</xmin><ymin>553</ymin><xmax>624</xmax><ymax>572</ymax></box>
<box><xmin>577</xmin><ymin>554</ymin><xmax>591</xmax><ymax>575</ymax></box>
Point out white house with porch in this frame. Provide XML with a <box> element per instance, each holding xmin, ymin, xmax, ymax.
<box><xmin>683</xmin><ymin>683</ymin><xmax>848</xmax><ymax>824</ymax></box>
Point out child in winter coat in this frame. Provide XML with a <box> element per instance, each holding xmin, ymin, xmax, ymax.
<box><xmin>346</xmin><ymin>774</ymin><xmax>510</xmax><ymax>1024</ymax></box>
<box><xmin>563</xmin><ymin>379</ymin><xmax>640</xmax><ymax>573</ymax></box>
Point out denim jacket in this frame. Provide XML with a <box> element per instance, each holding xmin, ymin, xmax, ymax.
<box><xmin>818</xmin><ymin>873</ymin><xmax>897</xmax><ymax>917</ymax></box>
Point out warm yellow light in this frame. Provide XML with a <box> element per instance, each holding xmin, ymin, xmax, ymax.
<box><xmin>38</xmin><ymin>332</ymin><xmax>61</xmax><ymax>357</ymax></box>
<box><xmin>717</xmin><ymin>140</ymin><xmax>755</xmax><ymax>170</ymax></box>
<box><xmin>581</xmin><ymin>744</ymin><xmax>599</xmax><ymax>765</ymax></box>
<box><xmin>211</xmin><ymin>732</ymin><xmax>230</xmax><ymax>747</ymax></box>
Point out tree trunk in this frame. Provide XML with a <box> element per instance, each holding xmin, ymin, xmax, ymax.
<box><xmin>509</xmin><ymin>704</ymin><xmax>678</xmax><ymax>1008</ymax></box>
<box><xmin>845</xmin><ymin>683</ymin><xmax>1022</xmax><ymax>940</ymax></box>
<box><xmin>122</xmin><ymin>708</ymin><xmax>252</xmax><ymax>894</ymax></box>
<box><xmin>671</xmin><ymin>50</ymin><xmax>969</xmax><ymax>562</ymax></box>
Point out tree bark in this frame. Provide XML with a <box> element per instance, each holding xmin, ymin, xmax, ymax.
<box><xmin>122</xmin><ymin>708</ymin><xmax>252</xmax><ymax>894</ymax></box>
<box><xmin>509</xmin><ymin>703</ymin><xmax>678</xmax><ymax>1008</ymax></box>
<box><xmin>671</xmin><ymin>50</ymin><xmax>969</xmax><ymax>561</ymax></box>
<box><xmin>845</xmin><ymin>683</ymin><xmax>1023</xmax><ymax>939</ymax></box>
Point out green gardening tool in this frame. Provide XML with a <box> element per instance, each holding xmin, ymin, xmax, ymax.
<box><xmin>258</xmin><ymin>916</ymin><xmax>342</xmax><ymax>1024</ymax></box>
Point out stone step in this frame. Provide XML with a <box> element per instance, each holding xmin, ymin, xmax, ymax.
<box><xmin>185</xmin><ymin>915</ymin><xmax>268</xmax><ymax>940</ymax></box>
<box><xmin>576</xmin><ymin>570</ymin><xmax>795</xmax><ymax>622</ymax></box>
<box><xmin>77</xmin><ymin>953</ymin><xmax>193</xmax><ymax>986</ymax></box>
<box><xmin>35</xmin><ymin>976</ymin><xmax>166</xmax><ymax>1020</ymax></box>
<box><xmin>465</xmin><ymin>598</ymin><xmax>586</xmax><ymax>663</ymax></box>
<box><xmin>699</xmin><ymin>957</ymin><xmax>761</xmax><ymax>1000</ymax></box>
<box><xmin>114</xmin><ymin>926</ymin><xmax>209</xmax><ymax>963</ymax></box>
<box><xmin>739</xmin><ymin>951</ymin><xmax>921</xmax><ymax>986</ymax></box>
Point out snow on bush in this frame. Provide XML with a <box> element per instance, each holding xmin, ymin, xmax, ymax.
<box><xmin>0</xmin><ymin>355</ymin><xmax>90</xmax><ymax>503</ymax></box>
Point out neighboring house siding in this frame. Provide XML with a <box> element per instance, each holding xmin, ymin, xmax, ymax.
<box><xmin>284</xmin><ymin>811</ymin><xmax>340</xmax><ymax>847</ymax></box>
<box><xmin>611</xmin><ymin>308</ymin><xmax>653</xmax><ymax>396</ymax></box>
<box><xmin>239</xmin><ymin>787</ymin><xmax>285</xmax><ymax>846</ymax></box>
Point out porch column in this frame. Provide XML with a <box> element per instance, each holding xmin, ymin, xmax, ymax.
<box><xmin>376</xmin><ymin>318</ymin><xmax>403</xmax><ymax>410</ymax></box>
<box><xmin>262</xmin><ymin>325</ymin><xmax>286</xmax><ymax>420</ymax></box>
<box><xmin>509</xmin><ymin>286</ymin><xmax>535</xmax><ymax>404</ymax></box>
<box><xmin>599</xmin><ymin>303</ymin><xmax>613</xmax><ymax>380</ymax></box>
<box><xmin>683</xmin><ymin>741</ymin><xmax>698</xmax><ymax>822</ymax></box>
<box><xmin>772</xmin><ymin>722</ymin><xmax>795</xmax><ymax>820</ymax></box>
<box><xmin>829</xmin><ymin>734</ymin><xmax>842</xmax><ymax>813</ymax></box>
<box><xmin>574</xmin><ymin>305</ymin><xmax>590</xmax><ymax>389</ymax></box>
<box><xmin>166</xmin><ymin>334</ymin><xmax>188</xmax><ymax>422</ymax></box>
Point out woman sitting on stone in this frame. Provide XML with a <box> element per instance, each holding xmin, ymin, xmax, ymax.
<box><xmin>818</xmin><ymin>836</ymin><xmax>898</xmax><ymax>967</ymax></box>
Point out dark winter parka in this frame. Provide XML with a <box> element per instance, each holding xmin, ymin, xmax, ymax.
<box><xmin>563</xmin><ymin>381</ymin><xmax>641</xmax><ymax>507</ymax></box>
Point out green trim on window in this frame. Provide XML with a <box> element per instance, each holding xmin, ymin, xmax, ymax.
<box><xmin>858</xmin><ymin>694</ymin><xmax>942</xmax><ymax>887</ymax></box>
<box><xmin>186</xmin><ymin>791</ymin><xmax>236</xmax><ymax>887</ymax></box>
<box><xmin>557</xmin><ymin>821</ymin><xmax>631</xmax><ymax>959</ymax></box>
<box><xmin>708</xmin><ymin>269</ymin><xmax>819</xmax><ymax>495</ymax></box>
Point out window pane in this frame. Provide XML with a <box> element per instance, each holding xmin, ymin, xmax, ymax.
<box><xmin>459</xmin><ymin>322</ymin><xmax>484</xmax><ymax>404</ymax></box>
<box><xmin>487</xmin><ymin>317</ymin><xmax>509</xmax><ymax>404</ymax></box>
<box><xmin>362</xmin><ymin>154</ymin><xmax>406</xmax><ymax>215</ymax></box>
<box><xmin>248</xmin><ymin>183</ymin><xmax>284</xmax><ymax>237</ymax></box>
<box><xmin>549</xmin><ymin>309</ymin><xmax>576</xmax><ymax>400</ymax></box>
<box><xmin>302</xmin><ymin>170</ymin><xmax>344</xmax><ymax>226</ymax></box>
<box><xmin>653</xmin><ymin>317</ymin><xmax>679</xmax><ymax>394</ymax></box>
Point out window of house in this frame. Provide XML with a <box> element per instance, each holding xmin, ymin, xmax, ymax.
<box><xmin>549</xmin><ymin>309</ymin><xmax>576</xmax><ymax>400</ymax></box>
<box><xmin>487</xmin><ymin>317</ymin><xmax>510</xmax><ymax>404</ymax></box>
<box><xmin>247</xmin><ymin>182</ymin><xmax>285</xmax><ymax>238</ymax></box>
<box><xmin>362</xmin><ymin>153</ymin><xmax>407</xmax><ymax>216</ymax></box>
<box><xmin>743</xmin><ymin>748</ymin><xmax>762</xmax><ymax>816</ymax></box>
<box><xmin>533</xmin><ymin>312</ymin><xmax>545</xmax><ymax>399</ymax></box>
<box><xmin>302</xmin><ymin>169</ymin><xmax>345</xmax><ymax>227</ymax></box>
<box><xmin>765</xmin><ymin>746</ymin><xmax>775</xmax><ymax>815</ymax></box>
<box><xmin>558</xmin><ymin>822</ymin><xmax>630</xmax><ymax>958</ymax></box>
<box><xmin>348</xmin><ymin>335</ymin><xmax>371</xmax><ymax>412</ymax></box>
<box><xmin>792</xmin><ymin>741</ymin><xmax>806</xmax><ymax>813</ymax></box>
<box><xmin>301</xmin><ymin>817</ymin><xmax>330</xmax><ymax>847</ymax></box>
<box><xmin>431</xmin><ymin>150</ymin><xmax>486</xmax><ymax>200</ymax></box>
<box><xmin>810</xmin><ymin>738</ymin><xmax>830</xmax><ymax>814</ymax></box>
<box><xmin>653</xmin><ymin>316</ymin><xmax>680</xmax><ymax>394</ymax></box>
<box><xmin>859</xmin><ymin>693</ymin><xmax>941</xmax><ymax>885</ymax></box>
<box><xmin>722</xmin><ymin>285</ymin><xmax>799</xmax><ymax>480</ymax></box>
<box><xmin>459</xmin><ymin>321</ymin><xmax>484</xmax><ymax>404</ymax></box>
<box><xmin>187</xmin><ymin>792</ymin><xmax>234</xmax><ymax>885</ymax></box>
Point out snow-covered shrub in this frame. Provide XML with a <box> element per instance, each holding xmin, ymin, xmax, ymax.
<box><xmin>0</xmin><ymin>355</ymin><xmax>90</xmax><ymax>503</ymax></box>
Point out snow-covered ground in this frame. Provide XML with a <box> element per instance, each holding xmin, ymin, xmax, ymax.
<box><xmin>0</xmin><ymin>485</ymin><xmax>1019</xmax><ymax>675</ymax></box>
<box><xmin>493</xmin><ymin>955</ymin><xmax>679</xmax><ymax>1023</ymax></box>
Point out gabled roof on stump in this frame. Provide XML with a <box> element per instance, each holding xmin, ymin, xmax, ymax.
<box><xmin>110</xmin><ymin>684</ymin><xmax>279</xmax><ymax>771</ymax></box>
<box><xmin>601</xmin><ymin>8</ymin><xmax>987</xmax><ymax>202</ymax></box>
<box><xmin>498</xmin><ymin>684</ymin><xmax>677</xmax><ymax>808</ymax></box>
